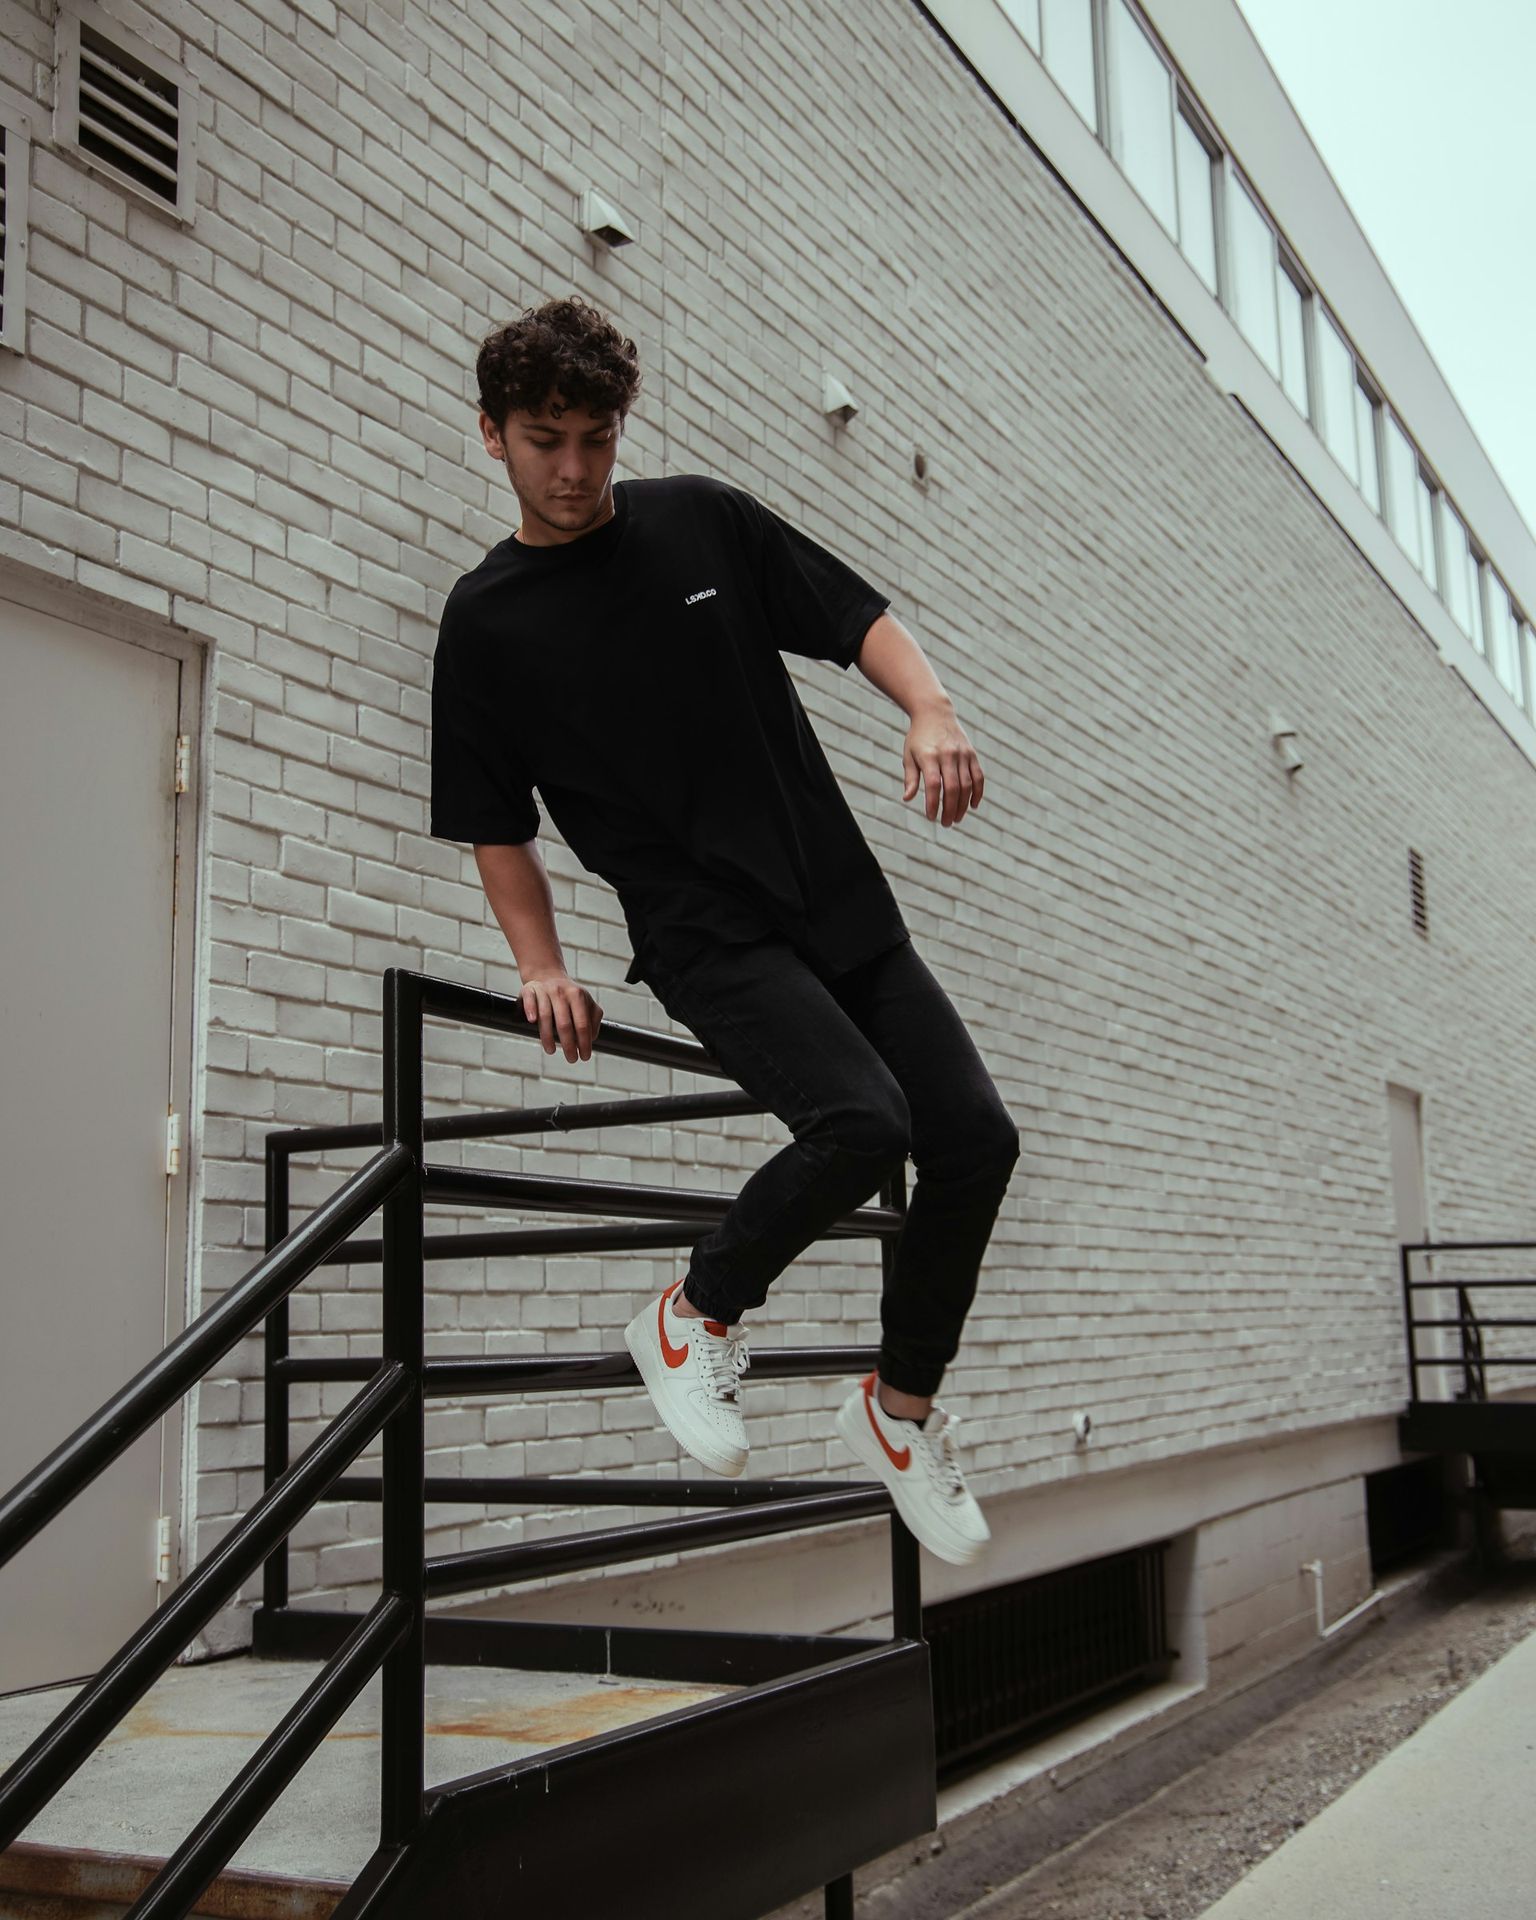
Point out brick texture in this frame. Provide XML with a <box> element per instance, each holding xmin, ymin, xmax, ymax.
<box><xmin>3</xmin><ymin>0</ymin><xmax>1532</xmax><ymax>1632</ymax></box>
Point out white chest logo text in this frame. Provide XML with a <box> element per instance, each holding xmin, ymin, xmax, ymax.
<box><xmin>685</xmin><ymin>587</ymin><xmax>717</xmax><ymax>605</ymax></box>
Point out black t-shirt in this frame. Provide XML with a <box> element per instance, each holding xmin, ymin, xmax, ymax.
<box><xmin>429</xmin><ymin>472</ymin><xmax>911</xmax><ymax>988</ymax></box>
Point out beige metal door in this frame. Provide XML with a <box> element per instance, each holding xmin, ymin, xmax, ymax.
<box><xmin>0</xmin><ymin>595</ymin><xmax>182</xmax><ymax>1691</ymax></box>
<box><xmin>1387</xmin><ymin>1083</ymin><xmax>1428</xmax><ymax>1248</ymax></box>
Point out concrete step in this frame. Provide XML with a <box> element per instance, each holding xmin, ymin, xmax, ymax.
<box><xmin>0</xmin><ymin>1651</ymin><xmax>739</xmax><ymax>1910</ymax></box>
<box><xmin>0</xmin><ymin>1838</ymin><xmax>344</xmax><ymax>1917</ymax></box>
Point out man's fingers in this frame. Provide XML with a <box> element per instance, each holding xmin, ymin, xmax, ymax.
<box><xmin>522</xmin><ymin>982</ymin><xmax>604</xmax><ymax>1061</ymax></box>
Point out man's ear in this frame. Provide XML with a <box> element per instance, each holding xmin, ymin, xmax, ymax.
<box><xmin>479</xmin><ymin>409</ymin><xmax>506</xmax><ymax>460</ymax></box>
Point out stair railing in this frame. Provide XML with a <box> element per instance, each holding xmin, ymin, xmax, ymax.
<box><xmin>0</xmin><ymin>964</ymin><xmax>921</xmax><ymax>1920</ymax></box>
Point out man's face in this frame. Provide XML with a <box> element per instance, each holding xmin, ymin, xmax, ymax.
<box><xmin>480</xmin><ymin>390</ymin><xmax>624</xmax><ymax>544</ymax></box>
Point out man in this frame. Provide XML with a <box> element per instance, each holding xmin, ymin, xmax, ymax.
<box><xmin>430</xmin><ymin>295</ymin><xmax>1020</xmax><ymax>1565</ymax></box>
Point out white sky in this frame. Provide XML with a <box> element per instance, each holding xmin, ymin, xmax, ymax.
<box><xmin>1234</xmin><ymin>0</ymin><xmax>1536</xmax><ymax>547</ymax></box>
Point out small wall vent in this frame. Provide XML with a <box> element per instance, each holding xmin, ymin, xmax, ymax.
<box><xmin>56</xmin><ymin>4</ymin><xmax>197</xmax><ymax>221</ymax></box>
<box><xmin>1408</xmin><ymin>847</ymin><xmax>1428</xmax><ymax>937</ymax></box>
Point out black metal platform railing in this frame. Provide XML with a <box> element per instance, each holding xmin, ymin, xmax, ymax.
<box><xmin>0</xmin><ymin>965</ymin><xmax>929</xmax><ymax>1920</ymax></box>
<box><xmin>1401</xmin><ymin>1239</ymin><xmax>1536</xmax><ymax>1406</ymax></box>
<box><xmin>0</xmin><ymin>1137</ymin><xmax>417</xmax><ymax>1917</ymax></box>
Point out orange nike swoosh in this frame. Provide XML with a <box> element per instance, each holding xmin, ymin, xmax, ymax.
<box><xmin>864</xmin><ymin>1376</ymin><xmax>910</xmax><ymax>1470</ymax></box>
<box><xmin>659</xmin><ymin>1286</ymin><xmax>689</xmax><ymax>1368</ymax></box>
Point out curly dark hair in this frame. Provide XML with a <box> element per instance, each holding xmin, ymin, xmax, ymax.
<box><xmin>476</xmin><ymin>295</ymin><xmax>642</xmax><ymax>432</ymax></box>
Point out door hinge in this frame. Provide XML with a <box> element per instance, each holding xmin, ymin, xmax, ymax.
<box><xmin>155</xmin><ymin>1515</ymin><xmax>174</xmax><ymax>1585</ymax></box>
<box><xmin>173</xmin><ymin>733</ymin><xmax>191</xmax><ymax>794</ymax></box>
<box><xmin>165</xmin><ymin>1109</ymin><xmax>182</xmax><ymax>1177</ymax></box>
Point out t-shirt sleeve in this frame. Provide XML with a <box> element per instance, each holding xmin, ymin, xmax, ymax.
<box><xmin>429</xmin><ymin>626</ymin><xmax>541</xmax><ymax>846</ymax></box>
<box><xmin>724</xmin><ymin>483</ymin><xmax>891</xmax><ymax>670</ymax></box>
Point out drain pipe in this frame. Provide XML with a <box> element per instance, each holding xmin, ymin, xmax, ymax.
<box><xmin>1302</xmin><ymin>1559</ymin><xmax>1383</xmax><ymax>1640</ymax></box>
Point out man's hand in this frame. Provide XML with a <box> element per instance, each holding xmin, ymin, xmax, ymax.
<box><xmin>902</xmin><ymin>703</ymin><xmax>985</xmax><ymax>827</ymax></box>
<box><xmin>520</xmin><ymin>971</ymin><xmax>605</xmax><ymax>1061</ymax></box>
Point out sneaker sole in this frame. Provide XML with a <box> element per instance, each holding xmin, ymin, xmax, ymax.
<box><xmin>624</xmin><ymin>1315</ymin><xmax>748</xmax><ymax>1478</ymax></box>
<box><xmin>834</xmin><ymin>1396</ymin><xmax>988</xmax><ymax>1566</ymax></box>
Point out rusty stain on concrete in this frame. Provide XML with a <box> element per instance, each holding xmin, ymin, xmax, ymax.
<box><xmin>118</xmin><ymin>1704</ymin><xmax>376</xmax><ymax>1742</ymax></box>
<box><xmin>428</xmin><ymin>1682</ymin><xmax>723</xmax><ymax>1745</ymax></box>
<box><xmin>112</xmin><ymin>1681</ymin><xmax>721</xmax><ymax>1753</ymax></box>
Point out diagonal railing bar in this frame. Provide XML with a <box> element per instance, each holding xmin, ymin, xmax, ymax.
<box><xmin>0</xmin><ymin>1364</ymin><xmax>410</xmax><ymax>1851</ymax></box>
<box><xmin>0</xmin><ymin>1146</ymin><xmax>409</xmax><ymax>1570</ymax></box>
<box><xmin>123</xmin><ymin>1595</ymin><xmax>411</xmax><ymax>1920</ymax></box>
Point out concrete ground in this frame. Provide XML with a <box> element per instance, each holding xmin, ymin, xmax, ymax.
<box><xmin>1198</xmin><ymin>1623</ymin><xmax>1536</xmax><ymax>1919</ymax></box>
<box><xmin>0</xmin><ymin>1654</ymin><xmax>736</xmax><ymax>1886</ymax></box>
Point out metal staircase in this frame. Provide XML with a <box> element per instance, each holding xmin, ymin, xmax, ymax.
<box><xmin>0</xmin><ymin>966</ymin><xmax>938</xmax><ymax>1920</ymax></box>
<box><xmin>1398</xmin><ymin>1238</ymin><xmax>1536</xmax><ymax>1560</ymax></box>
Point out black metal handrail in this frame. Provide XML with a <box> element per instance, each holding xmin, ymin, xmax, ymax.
<box><xmin>1401</xmin><ymin>1239</ymin><xmax>1536</xmax><ymax>1405</ymax></box>
<box><xmin>1</xmin><ymin>963</ymin><xmax>920</xmax><ymax>1920</ymax></box>
<box><xmin>0</xmin><ymin>1146</ymin><xmax>409</xmax><ymax>1568</ymax></box>
<box><xmin>0</xmin><ymin>1364</ymin><xmax>408</xmax><ymax>1846</ymax></box>
<box><xmin>0</xmin><ymin>1134</ymin><xmax>416</xmax><ymax>1915</ymax></box>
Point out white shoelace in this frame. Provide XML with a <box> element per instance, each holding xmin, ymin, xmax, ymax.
<box><xmin>696</xmin><ymin>1326</ymin><xmax>750</xmax><ymax>1402</ymax></box>
<box><xmin>922</xmin><ymin>1411</ymin><xmax>967</xmax><ymax>1501</ymax></box>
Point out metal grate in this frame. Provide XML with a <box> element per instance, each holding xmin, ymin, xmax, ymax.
<box><xmin>925</xmin><ymin>1541</ymin><xmax>1173</xmax><ymax>1778</ymax></box>
<box><xmin>1408</xmin><ymin>846</ymin><xmax>1428</xmax><ymax>935</ymax></box>
<box><xmin>75</xmin><ymin>23</ymin><xmax>182</xmax><ymax>209</ymax></box>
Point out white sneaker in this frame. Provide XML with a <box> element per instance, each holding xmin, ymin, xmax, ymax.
<box><xmin>623</xmin><ymin>1277</ymin><xmax>751</xmax><ymax>1477</ymax></box>
<box><xmin>834</xmin><ymin>1370</ymin><xmax>991</xmax><ymax>1566</ymax></box>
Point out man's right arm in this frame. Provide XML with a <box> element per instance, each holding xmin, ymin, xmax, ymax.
<box><xmin>474</xmin><ymin>841</ymin><xmax>604</xmax><ymax>1063</ymax></box>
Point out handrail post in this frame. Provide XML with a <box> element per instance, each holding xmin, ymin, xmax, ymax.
<box><xmin>261</xmin><ymin>1138</ymin><xmax>292</xmax><ymax>1612</ymax></box>
<box><xmin>878</xmin><ymin>1158</ymin><xmax>924</xmax><ymax>1643</ymax></box>
<box><xmin>380</xmin><ymin>968</ymin><xmax>426</xmax><ymax>1847</ymax></box>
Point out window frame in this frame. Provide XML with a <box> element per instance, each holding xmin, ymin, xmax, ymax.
<box><xmin>1104</xmin><ymin>0</ymin><xmax>1179</xmax><ymax>240</ymax></box>
<box><xmin>0</xmin><ymin>103</ymin><xmax>30</xmax><ymax>354</ymax></box>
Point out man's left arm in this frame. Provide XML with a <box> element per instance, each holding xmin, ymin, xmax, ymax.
<box><xmin>853</xmin><ymin>611</ymin><xmax>985</xmax><ymax>829</ymax></box>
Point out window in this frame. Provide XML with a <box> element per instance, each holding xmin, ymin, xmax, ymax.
<box><xmin>1228</xmin><ymin>172</ymin><xmax>1279</xmax><ymax>378</ymax></box>
<box><xmin>1107</xmin><ymin>0</ymin><xmax>1177</xmax><ymax>238</ymax></box>
<box><xmin>1316</xmin><ymin>306</ymin><xmax>1358</xmax><ymax>486</ymax></box>
<box><xmin>1467</xmin><ymin>550</ymin><xmax>1488</xmax><ymax>654</ymax></box>
<box><xmin>1354</xmin><ymin>381</ymin><xmax>1381</xmax><ymax>515</ymax></box>
<box><xmin>1380</xmin><ymin>412</ymin><xmax>1420</xmax><ymax>566</ymax></box>
<box><xmin>1042</xmin><ymin>0</ymin><xmax>1098</xmax><ymax>130</ymax></box>
<box><xmin>1524</xmin><ymin>625</ymin><xmax>1536</xmax><ymax>724</ymax></box>
<box><xmin>0</xmin><ymin>110</ymin><xmax>29</xmax><ymax>353</ymax></box>
<box><xmin>1275</xmin><ymin>265</ymin><xmax>1309</xmax><ymax>417</ymax></box>
<box><xmin>1414</xmin><ymin>471</ymin><xmax>1439</xmax><ymax>593</ymax></box>
<box><xmin>1484</xmin><ymin>574</ymin><xmax>1522</xmax><ymax>701</ymax></box>
<box><xmin>1441</xmin><ymin>503</ymin><xmax>1474</xmax><ymax>637</ymax></box>
<box><xmin>999</xmin><ymin>0</ymin><xmax>1042</xmax><ymax>52</ymax></box>
<box><xmin>1173</xmin><ymin>109</ymin><xmax>1218</xmax><ymax>294</ymax></box>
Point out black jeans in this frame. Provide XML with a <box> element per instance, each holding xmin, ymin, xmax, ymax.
<box><xmin>645</xmin><ymin>932</ymin><xmax>1021</xmax><ymax>1397</ymax></box>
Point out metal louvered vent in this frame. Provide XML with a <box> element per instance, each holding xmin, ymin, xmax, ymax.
<box><xmin>924</xmin><ymin>1541</ymin><xmax>1174</xmax><ymax>1780</ymax></box>
<box><xmin>1409</xmin><ymin>847</ymin><xmax>1428</xmax><ymax>936</ymax></box>
<box><xmin>77</xmin><ymin>23</ymin><xmax>180</xmax><ymax>206</ymax></box>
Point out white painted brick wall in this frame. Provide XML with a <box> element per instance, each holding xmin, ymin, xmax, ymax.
<box><xmin>3</xmin><ymin>0</ymin><xmax>1533</xmax><ymax>1633</ymax></box>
